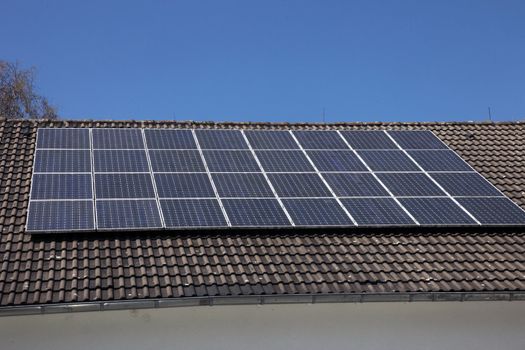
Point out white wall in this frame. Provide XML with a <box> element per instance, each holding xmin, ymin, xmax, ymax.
<box><xmin>1</xmin><ymin>301</ymin><xmax>524</xmax><ymax>350</ymax></box>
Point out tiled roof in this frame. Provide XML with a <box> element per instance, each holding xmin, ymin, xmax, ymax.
<box><xmin>1</xmin><ymin>118</ymin><xmax>525</xmax><ymax>308</ymax></box>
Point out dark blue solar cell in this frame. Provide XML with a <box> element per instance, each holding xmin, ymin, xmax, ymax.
<box><xmin>95</xmin><ymin>174</ymin><xmax>155</xmax><ymax>198</ymax></box>
<box><xmin>195</xmin><ymin>130</ymin><xmax>248</xmax><ymax>149</ymax></box>
<box><xmin>203</xmin><ymin>150</ymin><xmax>260</xmax><ymax>172</ymax></box>
<box><xmin>244</xmin><ymin>130</ymin><xmax>299</xmax><ymax>149</ymax></box>
<box><xmin>93</xmin><ymin>150</ymin><xmax>149</xmax><ymax>172</ymax></box>
<box><xmin>376</xmin><ymin>173</ymin><xmax>446</xmax><ymax>197</ymax></box>
<box><xmin>96</xmin><ymin>200</ymin><xmax>162</xmax><ymax>229</ymax></box>
<box><xmin>307</xmin><ymin>151</ymin><xmax>367</xmax><ymax>171</ymax></box>
<box><xmin>92</xmin><ymin>129</ymin><xmax>144</xmax><ymax>149</ymax></box>
<box><xmin>144</xmin><ymin>129</ymin><xmax>197</xmax><ymax>149</ymax></box>
<box><xmin>341</xmin><ymin>198</ymin><xmax>416</xmax><ymax>225</ymax></box>
<box><xmin>149</xmin><ymin>150</ymin><xmax>205</xmax><ymax>172</ymax></box>
<box><xmin>282</xmin><ymin>198</ymin><xmax>354</xmax><ymax>226</ymax></box>
<box><xmin>430</xmin><ymin>173</ymin><xmax>502</xmax><ymax>197</ymax></box>
<box><xmin>357</xmin><ymin>151</ymin><xmax>419</xmax><ymax>171</ymax></box>
<box><xmin>407</xmin><ymin>150</ymin><xmax>473</xmax><ymax>172</ymax></box>
<box><xmin>212</xmin><ymin>173</ymin><xmax>274</xmax><ymax>197</ymax></box>
<box><xmin>340</xmin><ymin>131</ymin><xmax>397</xmax><ymax>150</ymax></box>
<box><xmin>26</xmin><ymin>200</ymin><xmax>95</xmax><ymax>232</ymax></box>
<box><xmin>388</xmin><ymin>130</ymin><xmax>448</xmax><ymax>150</ymax></box>
<box><xmin>161</xmin><ymin>199</ymin><xmax>228</xmax><ymax>227</ymax></box>
<box><xmin>155</xmin><ymin>173</ymin><xmax>215</xmax><ymax>198</ymax></box>
<box><xmin>222</xmin><ymin>199</ymin><xmax>291</xmax><ymax>226</ymax></box>
<box><xmin>34</xmin><ymin>150</ymin><xmax>91</xmax><ymax>173</ymax></box>
<box><xmin>399</xmin><ymin>198</ymin><xmax>477</xmax><ymax>225</ymax></box>
<box><xmin>268</xmin><ymin>173</ymin><xmax>332</xmax><ymax>197</ymax></box>
<box><xmin>323</xmin><ymin>173</ymin><xmax>389</xmax><ymax>197</ymax></box>
<box><xmin>292</xmin><ymin>131</ymin><xmax>348</xmax><ymax>149</ymax></box>
<box><xmin>36</xmin><ymin>129</ymin><xmax>90</xmax><ymax>149</ymax></box>
<box><xmin>256</xmin><ymin>151</ymin><xmax>314</xmax><ymax>172</ymax></box>
<box><xmin>456</xmin><ymin>197</ymin><xmax>525</xmax><ymax>225</ymax></box>
<box><xmin>31</xmin><ymin>174</ymin><xmax>92</xmax><ymax>199</ymax></box>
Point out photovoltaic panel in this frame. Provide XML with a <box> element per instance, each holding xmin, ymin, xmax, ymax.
<box><xmin>388</xmin><ymin>130</ymin><xmax>448</xmax><ymax>149</ymax></box>
<box><xmin>149</xmin><ymin>150</ymin><xmax>205</xmax><ymax>172</ymax></box>
<box><xmin>357</xmin><ymin>150</ymin><xmax>420</xmax><ymax>171</ymax></box>
<box><xmin>95</xmin><ymin>173</ymin><xmax>155</xmax><ymax>199</ymax></box>
<box><xmin>27</xmin><ymin>200</ymin><xmax>95</xmax><ymax>232</ymax></box>
<box><xmin>376</xmin><ymin>173</ymin><xmax>446</xmax><ymax>197</ymax></box>
<box><xmin>399</xmin><ymin>198</ymin><xmax>477</xmax><ymax>225</ymax></box>
<box><xmin>341</xmin><ymin>198</ymin><xmax>416</xmax><ymax>225</ymax></box>
<box><xmin>456</xmin><ymin>197</ymin><xmax>525</xmax><ymax>225</ymax></box>
<box><xmin>323</xmin><ymin>173</ymin><xmax>389</xmax><ymax>197</ymax></box>
<box><xmin>34</xmin><ymin>150</ymin><xmax>91</xmax><ymax>173</ymax></box>
<box><xmin>407</xmin><ymin>150</ymin><xmax>473</xmax><ymax>172</ymax></box>
<box><xmin>144</xmin><ymin>129</ymin><xmax>197</xmax><ymax>149</ymax></box>
<box><xmin>430</xmin><ymin>173</ymin><xmax>503</xmax><ymax>197</ymax></box>
<box><xmin>195</xmin><ymin>130</ymin><xmax>249</xmax><ymax>149</ymax></box>
<box><xmin>36</xmin><ymin>129</ymin><xmax>90</xmax><ymax>149</ymax></box>
<box><xmin>203</xmin><ymin>150</ymin><xmax>260</xmax><ymax>172</ymax></box>
<box><xmin>256</xmin><ymin>150</ymin><xmax>314</xmax><ymax>172</ymax></box>
<box><xmin>96</xmin><ymin>200</ymin><xmax>162</xmax><ymax>229</ymax></box>
<box><xmin>244</xmin><ymin>130</ymin><xmax>299</xmax><ymax>149</ymax></box>
<box><xmin>161</xmin><ymin>199</ymin><xmax>228</xmax><ymax>227</ymax></box>
<box><xmin>212</xmin><ymin>173</ymin><xmax>274</xmax><ymax>198</ymax></box>
<box><xmin>267</xmin><ymin>173</ymin><xmax>332</xmax><ymax>197</ymax></box>
<box><xmin>155</xmin><ymin>173</ymin><xmax>215</xmax><ymax>198</ymax></box>
<box><xmin>93</xmin><ymin>150</ymin><xmax>149</xmax><ymax>172</ymax></box>
<box><xmin>282</xmin><ymin>198</ymin><xmax>354</xmax><ymax>226</ymax></box>
<box><xmin>92</xmin><ymin>129</ymin><xmax>144</xmax><ymax>149</ymax></box>
<box><xmin>222</xmin><ymin>199</ymin><xmax>291</xmax><ymax>226</ymax></box>
<box><xmin>340</xmin><ymin>131</ymin><xmax>397</xmax><ymax>149</ymax></box>
<box><xmin>292</xmin><ymin>131</ymin><xmax>348</xmax><ymax>149</ymax></box>
<box><xmin>307</xmin><ymin>151</ymin><xmax>368</xmax><ymax>172</ymax></box>
<box><xmin>31</xmin><ymin>174</ymin><xmax>92</xmax><ymax>199</ymax></box>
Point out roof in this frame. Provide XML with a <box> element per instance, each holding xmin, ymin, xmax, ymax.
<box><xmin>1</xmin><ymin>118</ymin><xmax>525</xmax><ymax>313</ymax></box>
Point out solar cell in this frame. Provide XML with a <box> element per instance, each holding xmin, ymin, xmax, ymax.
<box><xmin>307</xmin><ymin>151</ymin><xmax>368</xmax><ymax>172</ymax></box>
<box><xmin>376</xmin><ymin>173</ymin><xmax>446</xmax><ymax>197</ymax></box>
<box><xmin>282</xmin><ymin>198</ymin><xmax>354</xmax><ymax>226</ymax></box>
<box><xmin>155</xmin><ymin>173</ymin><xmax>215</xmax><ymax>198</ymax></box>
<box><xmin>430</xmin><ymin>173</ymin><xmax>502</xmax><ymax>197</ymax></box>
<box><xmin>95</xmin><ymin>173</ymin><xmax>155</xmax><ymax>199</ymax></box>
<box><xmin>456</xmin><ymin>197</ymin><xmax>525</xmax><ymax>225</ymax></box>
<box><xmin>256</xmin><ymin>150</ymin><xmax>314</xmax><ymax>172</ymax></box>
<box><xmin>399</xmin><ymin>198</ymin><xmax>477</xmax><ymax>225</ymax></box>
<box><xmin>222</xmin><ymin>199</ymin><xmax>291</xmax><ymax>226</ymax></box>
<box><xmin>96</xmin><ymin>200</ymin><xmax>162</xmax><ymax>229</ymax></box>
<box><xmin>212</xmin><ymin>173</ymin><xmax>274</xmax><ymax>197</ymax></box>
<box><xmin>26</xmin><ymin>200</ymin><xmax>95</xmax><ymax>232</ymax></box>
<box><xmin>244</xmin><ymin>130</ymin><xmax>299</xmax><ymax>149</ymax></box>
<box><xmin>149</xmin><ymin>150</ymin><xmax>205</xmax><ymax>172</ymax></box>
<box><xmin>357</xmin><ymin>151</ymin><xmax>420</xmax><ymax>171</ymax></box>
<box><xmin>93</xmin><ymin>150</ymin><xmax>149</xmax><ymax>172</ymax></box>
<box><xmin>92</xmin><ymin>129</ymin><xmax>144</xmax><ymax>149</ymax></box>
<box><xmin>31</xmin><ymin>174</ymin><xmax>92</xmax><ymax>199</ymax></box>
<box><xmin>341</xmin><ymin>198</ymin><xmax>416</xmax><ymax>225</ymax></box>
<box><xmin>36</xmin><ymin>129</ymin><xmax>90</xmax><ymax>149</ymax></box>
<box><xmin>388</xmin><ymin>130</ymin><xmax>448</xmax><ymax>149</ymax></box>
<box><xmin>34</xmin><ymin>150</ymin><xmax>91</xmax><ymax>173</ymax></box>
<box><xmin>203</xmin><ymin>150</ymin><xmax>260</xmax><ymax>172</ymax></box>
<box><xmin>267</xmin><ymin>173</ymin><xmax>332</xmax><ymax>197</ymax></box>
<box><xmin>323</xmin><ymin>173</ymin><xmax>389</xmax><ymax>197</ymax></box>
<box><xmin>144</xmin><ymin>129</ymin><xmax>197</xmax><ymax>149</ymax></box>
<box><xmin>161</xmin><ymin>199</ymin><xmax>228</xmax><ymax>227</ymax></box>
<box><xmin>292</xmin><ymin>131</ymin><xmax>348</xmax><ymax>149</ymax></box>
<box><xmin>195</xmin><ymin>130</ymin><xmax>248</xmax><ymax>149</ymax></box>
<box><xmin>340</xmin><ymin>131</ymin><xmax>397</xmax><ymax>149</ymax></box>
<box><xmin>407</xmin><ymin>150</ymin><xmax>473</xmax><ymax>172</ymax></box>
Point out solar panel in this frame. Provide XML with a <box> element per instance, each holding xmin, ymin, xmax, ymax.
<box><xmin>268</xmin><ymin>173</ymin><xmax>332</xmax><ymax>197</ymax></box>
<box><xmin>407</xmin><ymin>150</ymin><xmax>473</xmax><ymax>172</ymax></box>
<box><xmin>222</xmin><ymin>199</ymin><xmax>291</xmax><ymax>226</ymax></box>
<box><xmin>148</xmin><ymin>150</ymin><xmax>205</xmax><ymax>172</ymax></box>
<box><xmin>155</xmin><ymin>173</ymin><xmax>215</xmax><ymax>198</ymax></box>
<box><xmin>37</xmin><ymin>129</ymin><xmax>90</xmax><ymax>149</ymax></box>
<box><xmin>203</xmin><ymin>150</ymin><xmax>260</xmax><ymax>172</ymax></box>
<box><xmin>195</xmin><ymin>130</ymin><xmax>248</xmax><ymax>149</ymax></box>
<box><xmin>31</xmin><ymin>174</ymin><xmax>92</xmax><ymax>199</ymax></box>
<box><xmin>27</xmin><ymin>200</ymin><xmax>95</xmax><ymax>232</ymax></box>
<box><xmin>323</xmin><ymin>173</ymin><xmax>389</xmax><ymax>197</ymax></box>
<box><xmin>357</xmin><ymin>151</ymin><xmax>420</xmax><ymax>171</ymax></box>
<box><xmin>307</xmin><ymin>151</ymin><xmax>368</xmax><ymax>172</ymax></box>
<box><xmin>430</xmin><ymin>173</ymin><xmax>503</xmax><ymax>197</ymax></box>
<box><xmin>244</xmin><ymin>130</ymin><xmax>299</xmax><ymax>149</ymax></box>
<box><xmin>34</xmin><ymin>150</ymin><xmax>91</xmax><ymax>173</ymax></box>
<box><xmin>282</xmin><ymin>198</ymin><xmax>354</xmax><ymax>226</ymax></box>
<box><xmin>96</xmin><ymin>200</ymin><xmax>162</xmax><ymax>229</ymax></box>
<box><xmin>456</xmin><ymin>197</ymin><xmax>525</xmax><ymax>225</ymax></box>
<box><xmin>95</xmin><ymin>173</ymin><xmax>155</xmax><ymax>199</ymax></box>
<box><xmin>161</xmin><ymin>199</ymin><xmax>228</xmax><ymax>227</ymax></box>
<box><xmin>93</xmin><ymin>150</ymin><xmax>149</xmax><ymax>172</ymax></box>
<box><xmin>92</xmin><ymin>129</ymin><xmax>144</xmax><ymax>149</ymax></box>
<box><xmin>293</xmin><ymin>131</ymin><xmax>348</xmax><ymax>149</ymax></box>
<box><xmin>341</xmin><ymin>198</ymin><xmax>416</xmax><ymax>225</ymax></box>
<box><xmin>144</xmin><ymin>129</ymin><xmax>197</xmax><ymax>149</ymax></box>
<box><xmin>388</xmin><ymin>130</ymin><xmax>448</xmax><ymax>149</ymax></box>
<box><xmin>376</xmin><ymin>173</ymin><xmax>446</xmax><ymax>197</ymax></box>
<box><xmin>212</xmin><ymin>173</ymin><xmax>274</xmax><ymax>197</ymax></box>
<box><xmin>256</xmin><ymin>150</ymin><xmax>314</xmax><ymax>172</ymax></box>
<box><xmin>399</xmin><ymin>198</ymin><xmax>477</xmax><ymax>225</ymax></box>
<box><xmin>340</xmin><ymin>131</ymin><xmax>397</xmax><ymax>149</ymax></box>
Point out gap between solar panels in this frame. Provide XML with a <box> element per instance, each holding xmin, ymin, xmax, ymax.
<box><xmin>26</xmin><ymin>128</ymin><xmax>525</xmax><ymax>233</ymax></box>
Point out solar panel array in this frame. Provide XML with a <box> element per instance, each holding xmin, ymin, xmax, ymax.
<box><xmin>26</xmin><ymin>128</ymin><xmax>525</xmax><ymax>233</ymax></box>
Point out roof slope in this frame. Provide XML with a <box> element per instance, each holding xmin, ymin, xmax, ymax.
<box><xmin>1</xmin><ymin>118</ymin><xmax>525</xmax><ymax>307</ymax></box>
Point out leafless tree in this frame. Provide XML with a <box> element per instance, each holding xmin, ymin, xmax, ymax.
<box><xmin>0</xmin><ymin>60</ymin><xmax>58</xmax><ymax>119</ymax></box>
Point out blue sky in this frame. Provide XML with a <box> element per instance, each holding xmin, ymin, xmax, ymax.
<box><xmin>2</xmin><ymin>1</ymin><xmax>525</xmax><ymax>122</ymax></box>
